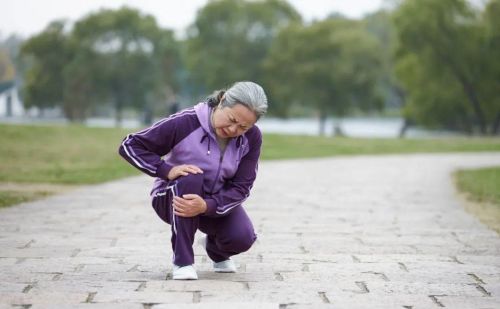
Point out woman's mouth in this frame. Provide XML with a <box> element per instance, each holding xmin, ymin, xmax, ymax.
<box><xmin>219</xmin><ymin>128</ymin><xmax>228</xmax><ymax>137</ymax></box>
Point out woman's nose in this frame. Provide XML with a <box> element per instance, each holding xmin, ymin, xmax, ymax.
<box><xmin>228</xmin><ymin>125</ymin><xmax>238</xmax><ymax>134</ymax></box>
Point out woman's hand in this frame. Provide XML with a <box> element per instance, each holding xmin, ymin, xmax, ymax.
<box><xmin>173</xmin><ymin>194</ymin><xmax>207</xmax><ymax>217</ymax></box>
<box><xmin>167</xmin><ymin>164</ymin><xmax>203</xmax><ymax>180</ymax></box>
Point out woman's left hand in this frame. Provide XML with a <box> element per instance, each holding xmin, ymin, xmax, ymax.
<box><xmin>172</xmin><ymin>194</ymin><xmax>207</xmax><ymax>217</ymax></box>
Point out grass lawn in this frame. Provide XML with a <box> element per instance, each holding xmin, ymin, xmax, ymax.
<box><xmin>0</xmin><ymin>190</ymin><xmax>52</xmax><ymax>208</ymax></box>
<box><xmin>0</xmin><ymin>124</ymin><xmax>139</xmax><ymax>184</ymax></box>
<box><xmin>262</xmin><ymin>134</ymin><xmax>500</xmax><ymax>159</ymax></box>
<box><xmin>1</xmin><ymin>123</ymin><xmax>500</xmax><ymax>208</ymax></box>
<box><xmin>455</xmin><ymin>167</ymin><xmax>500</xmax><ymax>233</ymax></box>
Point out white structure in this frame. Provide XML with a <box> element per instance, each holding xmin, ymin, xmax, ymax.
<box><xmin>0</xmin><ymin>80</ymin><xmax>24</xmax><ymax>117</ymax></box>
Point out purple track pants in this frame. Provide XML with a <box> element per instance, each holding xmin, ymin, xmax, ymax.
<box><xmin>152</xmin><ymin>173</ymin><xmax>257</xmax><ymax>267</ymax></box>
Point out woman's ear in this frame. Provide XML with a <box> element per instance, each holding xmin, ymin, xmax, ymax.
<box><xmin>217</xmin><ymin>90</ymin><xmax>225</xmax><ymax>103</ymax></box>
<box><xmin>218</xmin><ymin>95</ymin><xmax>225</xmax><ymax>108</ymax></box>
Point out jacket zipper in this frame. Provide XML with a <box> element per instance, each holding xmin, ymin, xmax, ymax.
<box><xmin>209</xmin><ymin>152</ymin><xmax>224</xmax><ymax>194</ymax></box>
<box><xmin>209</xmin><ymin>139</ymin><xmax>226</xmax><ymax>194</ymax></box>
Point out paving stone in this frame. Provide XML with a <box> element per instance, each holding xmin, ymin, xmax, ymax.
<box><xmin>32</xmin><ymin>280</ymin><xmax>143</xmax><ymax>293</ymax></box>
<box><xmin>365</xmin><ymin>281</ymin><xmax>485</xmax><ymax>296</ymax></box>
<box><xmin>145</xmin><ymin>279</ymin><xmax>247</xmax><ymax>293</ymax></box>
<box><xmin>200</xmin><ymin>289</ymin><xmax>323</xmax><ymax>304</ymax></box>
<box><xmin>437</xmin><ymin>295</ymin><xmax>500</xmax><ymax>308</ymax></box>
<box><xmin>315</xmin><ymin>293</ymin><xmax>440</xmax><ymax>309</ymax></box>
<box><xmin>0</xmin><ymin>271</ymin><xmax>59</xmax><ymax>283</ymax></box>
<box><xmin>91</xmin><ymin>291</ymin><xmax>194</xmax><ymax>303</ymax></box>
<box><xmin>30</xmin><ymin>304</ymin><xmax>144</xmax><ymax>309</ymax></box>
<box><xmin>0</xmin><ymin>291</ymin><xmax>88</xmax><ymax>305</ymax></box>
<box><xmin>0</xmin><ymin>281</ymin><xmax>29</xmax><ymax>293</ymax></box>
<box><xmin>153</xmin><ymin>303</ymin><xmax>277</xmax><ymax>309</ymax></box>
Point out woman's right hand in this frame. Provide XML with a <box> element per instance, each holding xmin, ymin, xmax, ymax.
<box><xmin>167</xmin><ymin>164</ymin><xmax>204</xmax><ymax>180</ymax></box>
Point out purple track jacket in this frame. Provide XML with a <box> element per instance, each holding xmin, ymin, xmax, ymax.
<box><xmin>118</xmin><ymin>102</ymin><xmax>262</xmax><ymax>217</ymax></box>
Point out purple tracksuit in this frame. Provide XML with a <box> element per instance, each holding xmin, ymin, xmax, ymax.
<box><xmin>118</xmin><ymin>102</ymin><xmax>259</xmax><ymax>266</ymax></box>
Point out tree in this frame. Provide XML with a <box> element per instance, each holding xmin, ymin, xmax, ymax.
<box><xmin>363</xmin><ymin>10</ymin><xmax>409</xmax><ymax>136</ymax></box>
<box><xmin>483</xmin><ymin>0</ymin><xmax>500</xmax><ymax>133</ymax></box>
<box><xmin>20</xmin><ymin>7</ymin><xmax>179</xmax><ymax>123</ymax></box>
<box><xmin>0</xmin><ymin>49</ymin><xmax>15</xmax><ymax>82</ymax></box>
<box><xmin>184</xmin><ymin>0</ymin><xmax>301</xmax><ymax>101</ymax></box>
<box><xmin>264</xmin><ymin>19</ymin><xmax>383</xmax><ymax>135</ymax></box>
<box><xmin>72</xmin><ymin>7</ymin><xmax>179</xmax><ymax>125</ymax></box>
<box><xmin>22</xmin><ymin>7</ymin><xmax>179</xmax><ymax>124</ymax></box>
<box><xmin>363</xmin><ymin>10</ymin><xmax>404</xmax><ymax>109</ymax></box>
<box><xmin>20</xmin><ymin>21</ymin><xmax>72</xmax><ymax>114</ymax></box>
<box><xmin>393</xmin><ymin>0</ymin><xmax>500</xmax><ymax>135</ymax></box>
<box><xmin>1</xmin><ymin>35</ymin><xmax>29</xmax><ymax>98</ymax></box>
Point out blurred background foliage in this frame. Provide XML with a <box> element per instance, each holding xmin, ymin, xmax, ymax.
<box><xmin>1</xmin><ymin>0</ymin><xmax>499</xmax><ymax>135</ymax></box>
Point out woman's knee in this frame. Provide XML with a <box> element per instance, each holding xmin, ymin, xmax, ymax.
<box><xmin>176</xmin><ymin>173</ymin><xmax>204</xmax><ymax>194</ymax></box>
<box><xmin>221</xmin><ymin>228</ymin><xmax>257</xmax><ymax>253</ymax></box>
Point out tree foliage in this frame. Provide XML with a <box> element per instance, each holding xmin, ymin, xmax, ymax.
<box><xmin>20</xmin><ymin>7</ymin><xmax>179</xmax><ymax>123</ymax></box>
<box><xmin>72</xmin><ymin>7</ymin><xmax>179</xmax><ymax>123</ymax></box>
<box><xmin>393</xmin><ymin>0</ymin><xmax>500</xmax><ymax>134</ymax></box>
<box><xmin>185</xmin><ymin>0</ymin><xmax>301</xmax><ymax>96</ymax></box>
<box><xmin>363</xmin><ymin>10</ymin><xmax>404</xmax><ymax>109</ymax></box>
<box><xmin>264</xmin><ymin>19</ymin><xmax>383</xmax><ymax>134</ymax></box>
<box><xmin>20</xmin><ymin>21</ymin><xmax>72</xmax><ymax>111</ymax></box>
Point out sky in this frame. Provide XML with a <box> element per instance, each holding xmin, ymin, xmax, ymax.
<box><xmin>0</xmin><ymin>0</ymin><xmax>386</xmax><ymax>39</ymax></box>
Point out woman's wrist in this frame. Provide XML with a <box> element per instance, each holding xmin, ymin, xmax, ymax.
<box><xmin>200</xmin><ymin>199</ymin><xmax>208</xmax><ymax>214</ymax></box>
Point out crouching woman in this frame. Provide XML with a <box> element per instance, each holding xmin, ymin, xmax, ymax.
<box><xmin>118</xmin><ymin>81</ymin><xmax>268</xmax><ymax>280</ymax></box>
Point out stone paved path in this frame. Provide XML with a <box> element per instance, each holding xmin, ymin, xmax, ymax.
<box><xmin>1</xmin><ymin>153</ymin><xmax>500</xmax><ymax>309</ymax></box>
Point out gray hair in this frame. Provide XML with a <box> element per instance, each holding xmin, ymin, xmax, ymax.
<box><xmin>207</xmin><ymin>81</ymin><xmax>268</xmax><ymax>119</ymax></box>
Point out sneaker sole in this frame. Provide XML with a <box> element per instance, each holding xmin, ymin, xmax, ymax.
<box><xmin>173</xmin><ymin>275</ymin><xmax>198</xmax><ymax>280</ymax></box>
<box><xmin>214</xmin><ymin>268</ymin><xmax>236</xmax><ymax>273</ymax></box>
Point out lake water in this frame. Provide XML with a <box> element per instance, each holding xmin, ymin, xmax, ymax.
<box><xmin>91</xmin><ymin>116</ymin><xmax>460</xmax><ymax>138</ymax></box>
<box><xmin>259</xmin><ymin>117</ymin><xmax>403</xmax><ymax>137</ymax></box>
<box><xmin>2</xmin><ymin>116</ymin><xmax>462</xmax><ymax>138</ymax></box>
<box><xmin>257</xmin><ymin>117</ymin><xmax>462</xmax><ymax>138</ymax></box>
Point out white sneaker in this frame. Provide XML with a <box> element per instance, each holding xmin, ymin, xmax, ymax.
<box><xmin>198</xmin><ymin>235</ymin><xmax>237</xmax><ymax>273</ymax></box>
<box><xmin>198</xmin><ymin>235</ymin><xmax>208</xmax><ymax>250</ymax></box>
<box><xmin>172</xmin><ymin>264</ymin><xmax>198</xmax><ymax>280</ymax></box>
<box><xmin>213</xmin><ymin>259</ymin><xmax>237</xmax><ymax>273</ymax></box>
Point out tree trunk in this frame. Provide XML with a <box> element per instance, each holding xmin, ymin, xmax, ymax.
<box><xmin>62</xmin><ymin>100</ymin><xmax>75</xmax><ymax>122</ymax></box>
<box><xmin>398</xmin><ymin>118</ymin><xmax>411</xmax><ymax>138</ymax></box>
<box><xmin>439</xmin><ymin>54</ymin><xmax>486</xmax><ymax>134</ymax></box>
<box><xmin>458</xmin><ymin>78</ymin><xmax>486</xmax><ymax>134</ymax></box>
<box><xmin>114</xmin><ymin>89</ymin><xmax>123</xmax><ymax>128</ymax></box>
<box><xmin>318</xmin><ymin>112</ymin><xmax>327</xmax><ymax>136</ymax></box>
<box><xmin>143</xmin><ymin>105</ymin><xmax>153</xmax><ymax>126</ymax></box>
<box><xmin>459</xmin><ymin>113</ymin><xmax>473</xmax><ymax>135</ymax></box>
<box><xmin>115</xmin><ymin>102</ymin><xmax>123</xmax><ymax>128</ymax></box>
<box><xmin>332</xmin><ymin>120</ymin><xmax>345</xmax><ymax>137</ymax></box>
<box><xmin>492</xmin><ymin>111</ymin><xmax>500</xmax><ymax>135</ymax></box>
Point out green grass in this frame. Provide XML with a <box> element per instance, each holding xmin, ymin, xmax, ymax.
<box><xmin>455</xmin><ymin>167</ymin><xmax>500</xmax><ymax>205</ymax></box>
<box><xmin>0</xmin><ymin>190</ymin><xmax>52</xmax><ymax>208</ymax></box>
<box><xmin>0</xmin><ymin>124</ymin><xmax>140</xmax><ymax>184</ymax></box>
<box><xmin>261</xmin><ymin>134</ymin><xmax>500</xmax><ymax>160</ymax></box>
<box><xmin>455</xmin><ymin>167</ymin><xmax>500</xmax><ymax>233</ymax></box>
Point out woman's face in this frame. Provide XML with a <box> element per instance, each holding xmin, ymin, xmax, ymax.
<box><xmin>212</xmin><ymin>103</ymin><xmax>257</xmax><ymax>139</ymax></box>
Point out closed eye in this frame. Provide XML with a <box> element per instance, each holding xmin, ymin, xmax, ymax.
<box><xmin>229</xmin><ymin>115</ymin><xmax>248</xmax><ymax>130</ymax></box>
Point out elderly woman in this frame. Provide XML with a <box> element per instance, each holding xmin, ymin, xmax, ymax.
<box><xmin>119</xmin><ymin>81</ymin><xmax>268</xmax><ymax>280</ymax></box>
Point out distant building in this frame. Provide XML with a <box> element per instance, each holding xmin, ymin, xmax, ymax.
<box><xmin>0</xmin><ymin>80</ymin><xmax>24</xmax><ymax>117</ymax></box>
